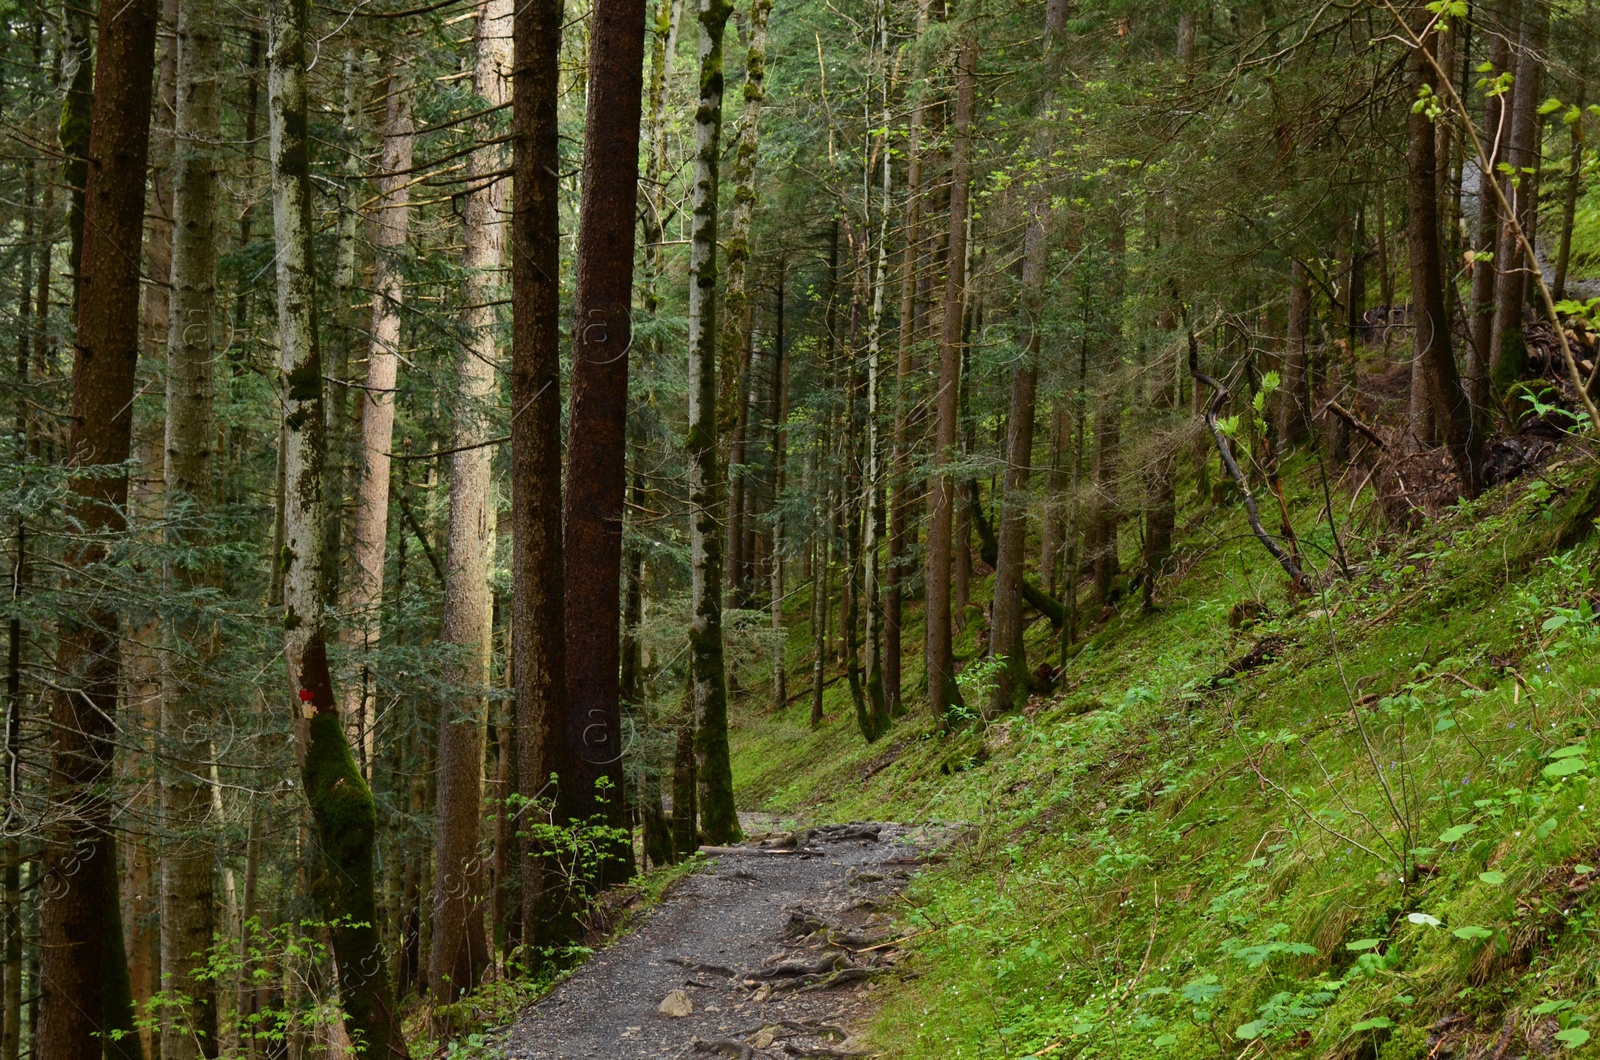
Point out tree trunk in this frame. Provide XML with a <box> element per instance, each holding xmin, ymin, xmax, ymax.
<box><xmin>344</xmin><ymin>85</ymin><xmax>414</xmax><ymax>778</ymax></box>
<box><xmin>510</xmin><ymin>0</ymin><xmax>572</xmax><ymax>957</ymax></box>
<box><xmin>926</xmin><ymin>32</ymin><xmax>976</xmax><ymax>723</ymax></box>
<box><xmin>431</xmin><ymin>0</ymin><xmax>512</xmax><ymax>1004</ymax></box>
<box><xmin>687</xmin><ymin>0</ymin><xmax>742</xmax><ymax>845</ymax></box>
<box><xmin>268</xmin><ymin>0</ymin><xmax>410</xmax><ymax>1053</ymax></box>
<box><xmin>1488</xmin><ymin>0</ymin><xmax>1548</xmax><ymax>395</ymax></box>
<box><xmin>770</xmin><ymin>267</ymin><xmax>789</xmax><ymax>713</ymax></box>
<box><xmin>1281</xmin><ymin>259</ymin><xmax>1311</xmax><ymax>446</ymax></box>
<box><xmin>1468</xmin><ymin>0</ymin><xmax>1511</xmax><ymax>417</ymax></box>
<box><xmin>160</xmin><ymin>0</ymin><xmax>223</xmax><ymax>1048</ymax></box>
<box><xmin>885</xmin><ymin>0</ymin><xmax>930</xmax><ymax>718</ymax></box>
<box><xmin>859</xmin><ymin>0</ymin><xmax>893</xmax><ymax>736</ymax></box>
<box><xmin>1407</xmin><ymin>9</ymin><xmax>1481</xmax><ymax>496</ymax></box>
<box><xmin>1092</xmin><ymin>401</ymin><xmax>1122</xmax><ymax>607</ymax></box>
<box><xmin>990</xmin><ymin>205</ymin><xmax>1042</xmax><ymax>714</ymax></box>
<box><xmin>37</xmin><ymin>5</ymin><xmax>157</xmax><ymax>1060</ymax></box>
<box><xmin>566</xmin><ymin>0</ymin><xmax>649</xmax><ymax>878</ymax></box>
<box><xmin>1552</xmin><ymin>72</ymin><xmax>1588</xmax><ymax>301</ymax></box>
<box><xmin>719</xmin><ymin>0</ymin><xmax>770</xmax><ymax>610</ymax></box>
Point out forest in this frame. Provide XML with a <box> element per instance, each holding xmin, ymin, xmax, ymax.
<box><xmin>1</xmin><ymin>0</ymin><xmax>1599</xmax><ymax>1053</ymax></box>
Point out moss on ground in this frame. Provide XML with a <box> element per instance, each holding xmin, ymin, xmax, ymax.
<box><xmin>731</xmin><ymin>448</ymin><xmax>1600</xmax><ymax>1058</ymax></box>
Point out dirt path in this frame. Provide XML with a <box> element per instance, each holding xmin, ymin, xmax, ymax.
<box><xmin>502</xmin><ymin>821</ymin><xmax>952</xmax><ymax>1059</ymax></box>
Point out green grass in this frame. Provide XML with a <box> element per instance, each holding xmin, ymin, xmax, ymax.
<box><xmin>730</xmin><ymin>450</ymin><xmax>1600</xmax><ymax>1058</ymax></box>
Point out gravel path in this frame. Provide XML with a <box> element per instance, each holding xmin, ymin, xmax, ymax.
<box><xmin>501</xmin><ymin>821</ymin><xmax>955</xmax><ymax>1059</ymax></box>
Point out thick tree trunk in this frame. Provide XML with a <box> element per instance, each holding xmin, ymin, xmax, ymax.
<box><xmin>926</xmin><ymin>33</ymin><xmax>976</xmax><ymax>723</ymax></box>
<box><xmin>565</xmin><ymin>0</ymin><xmax>650</xmax><ymax>876</ymax></box>
<box><xmin>687</xmin><ymin>0</ymin><xmax>742</xmax><ymax>844</ymax></box>
<box><xmin>1407</xmin><ymin>11</ymin><xmax>1481</xmax><ymax>496</ymax></box>
<box><xmin>511</xmin><ymin>0</ymin><xmax>572</xmax><ymax>957</ymax></box>
<box><xmin>1488</xmin><ymin>0</ymin><xmax>1548</xmax><ymax>395</ymax></box>
<box><xmin>990</xmin><ymin>205</ymin><xmax>1043</xmax><ymax>714</ymax></box>
<box><xmin>160</xmin><ymin>0</ymin><xmax>223</xmax><ymax>1049</ymax></box>
<box><xmin>268</xmin><ymin>0</ymin><xmax>410</xmax><ymax>1053</ymax></box>
<box><xmin>344</xmin><ymin>86</ymin><xmax>415</xmax><ymax>778</ymax></box>
<box><xmin>37</xmin><ymin>6</ymin><xmax>157</xmax><ymax>1060</ymax></box>
<box><xmin>432</xmin><ymin>0</ymin><xmax>512</xmax><ymax>1004</ymax></box>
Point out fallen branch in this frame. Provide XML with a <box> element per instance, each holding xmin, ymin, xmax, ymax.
<box><xmin>1321</xmin><ymin>401</ymin><xmax>1387</xmax><ymax>451</ymax></box>
<box><xmin>1190</xmin><ymin>366</ymin><xmax>1308</xmax><ymax>590</ymax></box>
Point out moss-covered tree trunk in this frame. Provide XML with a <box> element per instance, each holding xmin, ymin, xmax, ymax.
<box><xmin>269</xmin><ymin>0</ymin><xmax>410</xmax><ymax>1051</ymax></box>
<box><xmin>686</xmin><ymin>0</ymin><xmax>742</xmax><ymax>845</ymax></box>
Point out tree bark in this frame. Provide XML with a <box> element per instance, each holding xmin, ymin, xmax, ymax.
<box><xmin>344</xmin><ymin>85</ymin><xmax>415</xmax><ymax>778</ymax></box>
<box><xmin>990</xmin><ymin>206</ymin><xmax>1043</xmax><ymax>714</ymax></box>
<box><xmin>565</xmin><ymin>0</ymin><xmax>650</xmax><ymax>877</ymax></box>
<box><xmin>1407</xmin><ymin>10</ymin><xmax>1481</xmax><ymax>496</ymax></box>
<box><xmin>1488</xmin><ymin>0</ymin><xmax>1548</xmax><ymax>395</ymax></box>
<box><xmin>687</xmin><ymin>0</ymin><xmax>742</xmax><ymax>844</ymax></box>
<box><xmin>511</xmin><ymin>0</ymin><xmax>572</xmax><ymax>957</ymax></box>
<box><xmin>1469</xmin><ymin>0</ymin><xmax>1512</xmax><ymax>416</ymax></box>
<box><xmin>926</xmin><ymin>32</ymin><xmax>976</xmax><ymax>723</ymax></box>
<box><xmin>268</xmin><ymin>0</ymin><xmax>410</xmax><ymax>1052</ymax></box>
<box><xmin>160</xmin><ymin>0</ymin><xmax>223</xmax><ymax>1048</ymax></box>
<box><xmin>885</xmin><ymin>0</ymin><xmax>931</xmax><ymax>718</ymax></box>
<box><xmin>432</xmin><ymin>0</ymin><xmax>512</xmax><ymax>1004</ymax></box>
<box><xmin>37</xmin><ymin>5</ymin><xmax>157</xmax><ymax>1060</ymax></box>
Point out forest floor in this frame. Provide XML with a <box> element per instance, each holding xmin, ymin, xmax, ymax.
<box><xmin>502</xmin><ymin>818</ymin><xmax>965</xmax><ymax>1059</ymax></box>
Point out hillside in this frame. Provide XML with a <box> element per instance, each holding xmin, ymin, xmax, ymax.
<box><xmin>732</xmin><ymin>441</ymin><xmax>1600</xmax><ymax>1059</ymax></box>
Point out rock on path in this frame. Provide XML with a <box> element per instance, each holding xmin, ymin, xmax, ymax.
<box><xmin>502</xmin><ymin>821</ymin><xmax>955</xmax><ymax>1059</ymax></box>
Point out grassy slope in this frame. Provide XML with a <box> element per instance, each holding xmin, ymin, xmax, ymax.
<box><xmin>730</xmin><ymin>448</ymin><xmax>1600</xmax><ymax>1058</ymax></box>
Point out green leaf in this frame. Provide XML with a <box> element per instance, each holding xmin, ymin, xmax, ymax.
<box><xmin>1555</xmin><ymin>1028</ymin><xmax>1591</xmax><ymax>1049</ymax></box>
<box><xmin>1236</xmin><ymin>1020</ymin><xmax>1270</xmax><ymax>1039</ymax></box>
<box><xmin>1533</xmin><ymin>1000</ymin><xmax>1576</xmax><ymax>1015</ymax></box>
<box><xmin>1350</xmin><ymin>1017</ymin><xmax>1394</xmax><ymax>1032</ymax></box>
<box><xmin>1542</xmin><ymin>757</ymin><xmax>1588</xmax><ymax>778</ymax></box>
<box><xmin>1479</xmin><ymin>871</ymin><xmax>1507</xmax><ymax>885</ymax></box>
<box><xmin>1575</xmin><ymin>864</ymin><xmax>1595</xmax><ymax>875</ymax></box>
<box><xmin>1549</xmin><ymin>744</ymin><xmax>1588</xmax><ymax>759</ymax></box>
<box><xmin>1346</xmin><ymin>938</ymin><xmax>1382</xmax><ymax>951</ymax></box>
<box><xmin>1151</xmin><ymin>1034</ymin><xmax>1177</xmax><ymax>1048</ymax></box>
<box><xmin>1439</xmin><ymin>823</ymin><xmax>1476</xmax><ymax>843</ymax></box>
<box><xmin>1407</xmin><ymin>912</ymin><xmax>1441</xmax><ymax>927</ymax></box>
<box><xmin>1538</xmin><ymin>97</ymin><xmax>1564</xmax><ymax>115</ymax></box>
<box><xmin>1452</xmin><ymin>926</ymin><xmax>1493</xmax><ymax>940</ymax></box>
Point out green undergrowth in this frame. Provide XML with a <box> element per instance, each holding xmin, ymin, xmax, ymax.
<box><xmin>731</xmin><ymin>448</ymin><xmax>1600</xmax><ymax>1058</ymax></box>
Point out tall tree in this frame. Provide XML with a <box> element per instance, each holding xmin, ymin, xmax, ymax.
<box><xmin>511</xmin><ymin>0</ymin><xmax>573</xmax><ymax>953</ymax></box>
<box><xmin>1488</xmin><ymin>0</ymin><xmax>1548</xmax><ymax>395</ymax></box>
<box><xmin>564</xmin><ymin>0</ymin><xmax>651</xmax><ymax>875</ymax></box>
<box><xmin>989</xmin><ymin>204</ymin><xmax>1044</xmax><ymax>715</ymax></box>
<box><xmin>926</xmin><ymin>31</ymin><xmax>977</xmax><ymax>724</ymax></box>
<box><xmin>345</xmin><ymin>84</ymin><xmax>415</xmax><ymax>775</ymax></box>
<box><xmin>37</xmin><ymin>4</ymin><xmax>157</xmax><ymax>1060</ymax></box>
<box><xmin>160</xmin><ymin>0</ymin><xmax>223</xmax><ymax>1048</ymax></box>
<box><xmin>1406</xmin><ymin>7</ymin><xmax>1480</xmax><ymax>495</ymax></box>
<box><xmin>432</xmin><ymin>0</ymin><xmax>513</xmax><ymax>1003</ymax></box>
<box><xmin>686</xmin><ymin>0</ymin><xmax>742</xmax><ymax>843</ymax></box>
<box><xmin>268</xmin><ymin>0</ymin><xmax>410</xmax><ymax>1051</ymax></box>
